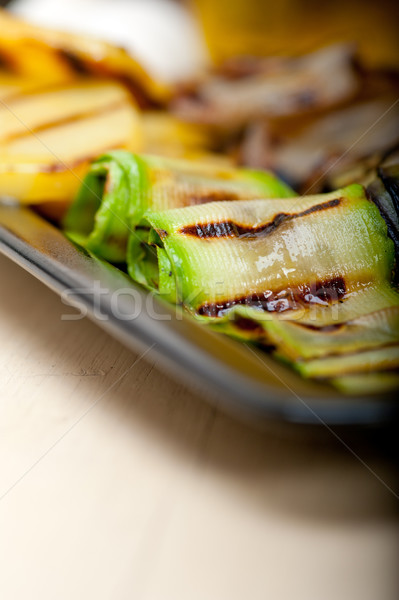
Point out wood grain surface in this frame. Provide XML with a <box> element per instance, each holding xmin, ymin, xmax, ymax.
<box><xmin>0</xmin><ymin>253</ymin><xmax>398</xmax><ymax>600</ymax></box>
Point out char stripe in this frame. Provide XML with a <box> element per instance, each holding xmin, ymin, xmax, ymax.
<box><xmin>2</xmin><ymin>99</ymin><xmax>127</xmax><ymax>144</ymax></box>
<box><xmin>187</xmin><ymin>191</ymin><xmax>240</xmax><ymax>205</ymax></box>
<box><xmin>180</xmin><ymin>198</ymin><xmax>341</xmax><ymax>238</ymax></box>
<box><xmin>198</xmin><ymin>276</ymin><xmax>346</xmax><ymax>317</ymax></box>
<box><xmin>0</xmin><ymin>50</ymin><xmax>13</xmax><ymax>71</ymax></box>
<box><xmin>58</xmin><ymin>49</ymin><xmax>91</xmax><ymax>75</ymax></box>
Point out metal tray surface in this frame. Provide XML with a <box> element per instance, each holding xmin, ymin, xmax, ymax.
<box><xmin>0</xmin><ymin>204</ymin><xmax>397</xmax><ymax>426</ymax></box>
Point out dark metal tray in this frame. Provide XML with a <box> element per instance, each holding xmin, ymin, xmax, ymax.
<box><xmin>0</xmin><ymin>203</ymin><xmax>397</xmax><ymax>426</ymax></box>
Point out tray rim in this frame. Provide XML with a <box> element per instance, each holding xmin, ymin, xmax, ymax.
<box><xmin>0</xmin><ymin>203</ymin><xmax>397</xmax><ymax>427</ymax></box>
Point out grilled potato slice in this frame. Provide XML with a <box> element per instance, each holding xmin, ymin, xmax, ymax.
<box><xmin>0</xmin><ymin>80</ymin><xmax>143</xmax><ymax>203</ymax></box>
<box><xmin>0</xmin><ymin>70</ymin><xmax>45</xmax><ymax>101</ymax></box>
<box><xmin>0</xmin><ymin>9</ymin><xmax>170</xmax><ymax>106</ymax></box>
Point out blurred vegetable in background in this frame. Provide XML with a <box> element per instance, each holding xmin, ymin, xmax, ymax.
<box><xmin>173</xmin><ymin>42</ymin><xmax>399</xmax><ymax>193</ymax></box>
<box><xmin>191</xmin><ymin>0</ymin><xmax>399</xmax><ymax>69</ymax></box>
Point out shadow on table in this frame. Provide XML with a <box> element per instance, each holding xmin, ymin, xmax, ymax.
<box><xmin>1</xmin><ymin>253</ymin><xmax>398</xmax><ymax>525</ymax></box>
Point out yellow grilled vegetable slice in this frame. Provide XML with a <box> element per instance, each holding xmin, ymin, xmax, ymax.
<box><xmin>0</xmin><ymin>70</ymin><xmax>44</xmax><ymax>101</ymax></box>
<box><xmin>0</xmin><ymin>80</ymin><xmax>143</xmax><ymax>203</ymax></box>
<box><xmin>142</xmin><ymin>112</ymin><xmax>215</xmax><ymax>157</ymax></box>
<box><xmin>0</xmin><ymin>8</ymin><xmax>169</xmax><ymax>106</ymax></box>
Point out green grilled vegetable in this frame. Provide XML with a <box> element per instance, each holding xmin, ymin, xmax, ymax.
<box><xmin>134</xmin><ymin>185</ymin><xmax>393</xmax><ymax>309</ymax></box>
<box><xmin>63</xmin><ymin>150</ymin><xmax>293</xmax><ymax>263</ymax></box>
<box><xmin>64</xmin><ymin>150</ymin><xmax>399</xmax><ymax>394</ymax></box>
<box><xmin>331</xmin><ymin>373</ymin><xmax>399</xmax><ymax>394</ymax></box>
<box><xmin>296</xmin><ymin>345</ymin><xmax>399</xmax><ymax>379</ymax></box>
<box><xmin>131</xmin><ymin>183</ymin><xmax>399</xmax><ymax>391</ymax></box>
<box><xmin>210</xmin><ymin>302</ymin><xmax>399</xmax><ymax>359</ymax></box>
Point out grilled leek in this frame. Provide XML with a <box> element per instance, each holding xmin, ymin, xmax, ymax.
<box><xmin>64</xmin><ymin>151</ymin><xmax>294</xmax><ymax>262</ymax></box>
<box><xmin>136</xmin><ymin>185</ymin><xmax>393</xmax><ymax>308</ymax></box>
<box><xmin>65</xmin><ymin>150</ymin><xmax>399</xmax><ymax>392</ymax></box>
<box><xmin>130</xmin><ymin>183</ymin><xmax>399</xmax><ymax>390</ymax></box>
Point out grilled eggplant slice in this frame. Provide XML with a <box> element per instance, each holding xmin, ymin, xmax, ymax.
<box><xmin>378</xmin><ymin>164</ymin><xmax>399</xmax><ymax>215</ymax></box>
<box><xmin>368</xmin><ymin>162</ymin><xmax>399</xmax><ymax>282</ymax></box>
<box><xmin>173</xmin><ymin>44</ymin><xmax>359</xmax><ymax>129</ymax></box>
<box><xmin>64</xmin><ymin>151</ymin><xmax>294</xmax><ymax>262</ymax></box>
<box><xmin>240</xmin><ymin>99</ymin><xmax>399</xmax><ymax>193</ymax></box>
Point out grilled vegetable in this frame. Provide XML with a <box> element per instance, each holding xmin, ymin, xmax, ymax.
<box><xmin>210</xmin><ymin>301</ymin><xmax>399</xmax><ymax>357</ymax></box>
<box><xmin>367</xmin><ymin>167</ymin><xmax>399</xmax><ymax>276</ymax></box>
<box><xmin>64</xmin><ymin>151</ymin><xmax>294</xmax><ymax>262</ymax></box>
<box><xmin>331</xmin><ymin>373</ymin><xmax>399</xmax><ymax>394</ymax></box>
<box><xmin>172</xmin><ymin>41</ymin><xmax>399</xmax><ymax>193</ymax></box>
<box><xmin>135</xmin><ymin>185</ymin><xmax>392</xmax><ymax>307</ymax></box>
<box><xmin>297</xmin><ymin>344</ymin><xmax>399</xmax><ymax>379</ymax></box>
<box><xmin>173</xmin><ymin>44</ymin><xmax>359</xmax><ymax>128</ymax></box>
<box><xmin>378</xmin><ymin>164</ymin><xmax>399</xmax><ymax>215</ymax></box>
<box><xmin>131</xmin><ymin>183</ymin><xmax>399</xmax><ymax>391</ymax></box>
<box><xmin>141</xmin><ymin>112</ymin><xmax>217</xmax><ymax>159</ymax></box>
<box><xmin>0</xmin><ymin>70</ymin><xmax>44</xmax><ymax>101</ymax></box>
<box><xmin>240</xmin><ymin>98</ymin><xmax>399</xmax><ymax>193</ymax></box>
<box><xmin>0</xmin><ymin>80</ymin><xmax>143</xmax><ymax>203</ymax></box>
<box><xmin>0</xmin><ymin>9</ymin><xmax>169</xmax><ymax>107</ymax></box>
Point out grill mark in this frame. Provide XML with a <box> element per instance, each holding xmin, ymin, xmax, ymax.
<box><xmin>1</xmin><ymin>82</ymin><xmax>81</xmax><ymax>104</ymax></box>
<box><xmin>39</xmin><ymin>157</ymin><xmax>90</xmax><ymax>174</ymax></box>
<box><xmin>198</xmin><ymin>276</ymin><xmax>346</xmax><ymax>317</ymax></box>
<box><xmin>54</xmin><ymin>50</ymin><xmax>157</xmax><ymax>109</ymax></box>
<box><xmin>33</xmin><ymin>142</ymin><xmax>128</xmax><ymax>173</ymax></box>
<box><xmin>115</xmin><ymin>75</ymin><xmax>160</xmax><ymax>110</ymax></box>
<box><xmin>0</xmin><ymin>48</ymin><xmax>15</xmax><ymax>71</ymax></box>
<box><xmin>187</xmin><ymin>191</ymin><xmax>241</xmax><ymax>205</ymax></box>
<box><xmin>292</xmin><ymin>321</ymin><xmax>346</xmax><ymax>333</ymax></box>
<box><xmin>233</xmin><ymin>317</ymin><xmax>265</xmax><ymax>336</ymax></box>
<box><xmin>58</xmin><ymin>49</ymin><xmax>91</xmax><ymax>75</ymax></box>
<box><xmin>179</xmin><ymin>198</ymin><xmax>341</xmax><ymax>238</ymax></box>
<box><xmin>156</xmin><ymin>229</ymin><xmax>168</xmax><ymax>239</ymax></box>
<box><xmin>2</xmin><ymin>99</ymin><xmax>127</xmax><ymax>143</ymax></box>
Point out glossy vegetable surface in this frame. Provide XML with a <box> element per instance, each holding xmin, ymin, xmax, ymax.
<box><xmin>131</xmin><ymin>183</ymin><xmax>399</xmax><ymax>391</ymax></box>
<box><xmin>65</xmin><ymin>151</ymin><xmax>399</xmax><ymax>393</ymax></box>
<box><xmin>64</xmin><ymin>151</ymin><xmax>294</xmax><ymax>262</ymax></box>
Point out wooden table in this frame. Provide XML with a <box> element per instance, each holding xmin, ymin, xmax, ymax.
<box><xmin>0</xmin><ymin>252</ymin><xmax>398</xmax><ymax>600</ymax></box>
